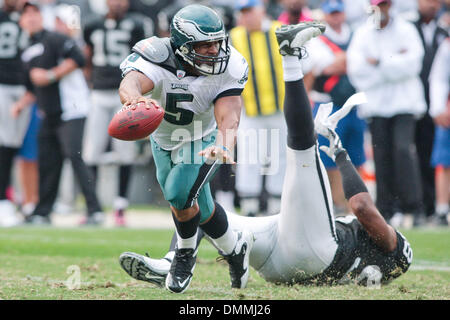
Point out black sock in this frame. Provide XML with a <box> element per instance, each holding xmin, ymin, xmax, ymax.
<box><xmin>0</xmin><ymin>146</ymin><xmax>18</xmax><ymax>199</ymax></box>
<box><xmin>200</xmin><ymin>202</ymin><xmax>229</xmax><ymax>239</ymax></box>
<box><xmin>284</xmin><ymin>79</ymin><xmax>316</xmax><ymax>150</ymax></box>
<box><xmin>119</xmin><ymin>165</ymin><xmax>131</xmax><ymax>198</ymax></box>
<box><xmin>172</xmin><ymin>210</ymin><xmax>200</xmax><ymax>239</ymax></box>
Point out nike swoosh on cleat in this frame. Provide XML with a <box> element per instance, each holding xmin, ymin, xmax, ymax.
<box><xmin>145</xmin><ymin>272</ymin><xmax>164</xmax><ymax>280</ymax></box>
<box><xmin>279</xmin><ymin>40</ymin><xmax>289</xmax><ymax>48</ymax></box>
<box><xmin>178</xmin><ymin>278</ymin><xmax>190</xmax><ymax>288</ymax></box>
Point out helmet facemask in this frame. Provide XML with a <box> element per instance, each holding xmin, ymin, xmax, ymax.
<box><xmin>177</xmin><ymin>36</ymin><xmax>231</xmax><ymax>76</ymax></box>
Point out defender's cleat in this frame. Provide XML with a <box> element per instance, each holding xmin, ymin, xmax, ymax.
<box><xmin>165</xmin><ymin>248</ymin><xmax>197</xmax><ymax>293</ymax></box>
<box><xmin>220</xmin><ymin>230</ymin><xmax>254</xmax><ymax>289</ymax></box>
<box><xmin>119</xmin><ymin>252</ymin><xmax>170</xmax><ymax>287</ymax></box>
<box><xmin>276</xmin><ymin>21</ymin><xmax>326</xmax><ymax>57</ymax></box>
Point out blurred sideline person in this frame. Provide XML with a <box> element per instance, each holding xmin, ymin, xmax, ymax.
<box><xmin>342</xmin><ymin>0</ymin><xmax>370</xmax><ymax>31</ymax></box>
<box><xmin>127</xmin><ymin>0</ymin><xmax>173</xmax><ymax>37</ymax></box>
<box><xmin>156</xmin><ymin>0</ymin><xmax>236</xmax><ymax>37</ymax></box>
<box><xmin>118</xmin><ymin>5</ymin><xmax>253</xmax><ymax>294</ymax></box>
<box><xmin>82</xmin><ymin>0</ymin><xmax>149</xmax><ymax>226</ymax></box>
<box><xmin>347</xmin><ymin>0</ymin><xmax>427</xmax><ymax>227</ymax></box>
<box><xmin>0</xmin><ymin>0</ymin><xmax>31</xmax><ymax>226</ymax></box>
<box><xmin>306</xmin><ymin>0</ymin><xmax>366</xmax><ymax>215</ymax></box>
<box><xmin>263</xmin><ymin>0</ymin><xmax>284</xmax><ymax>20</ymax></box>
<box><xmin>429</xmin><ymin>38</ymin><xmax>450</xmax><ymax>226</ymax></box>
<box><xmin>53</xmin><ymin>0</ymin><xmax>99</xmax><ymax>28</ymax></box>
<box><xmin>277</xmin><ymin>0</ymin><xmax>313</xmax><ymax>24</ymax></box>
<box><xmin>231</xmin><ymin>0</ymin><xmax>286</xmax><ymax>216</ymax></box>
<box><xmin>119</xmin><ymin>22</ymin><xmax>413</xmax><ymax>287</ymax></box>
<box><xmin>391</xmin><ymin>0</ymin><xmax>419</xmax><ymax>20</ymax></box>
<box><xmin>15</xmin><ymin>103</ymin><xmax>41</xmax><ymax>218</ymax></box>
<box><xmin>413</xmin><ymin>0</ymin><xmax>448</xmax><ymax>223</ymax></box>
<box><xmin>439</xmin><ymin>1</ymin><xmax>450</xmax><ymax>31</ymax></box>
<box><xmin>11</xmin><ymin>1</ymin><xmax>103</xmax><ymax>225</ymax></box>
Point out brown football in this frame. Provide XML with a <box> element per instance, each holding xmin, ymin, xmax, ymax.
<box><xmin>108</xmin><ymin>101</ymin><xmax>164</xmax><ymax>141</ymax></box>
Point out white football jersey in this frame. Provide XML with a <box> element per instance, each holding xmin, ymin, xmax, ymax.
<box><xmin>120</xmin><ymin>45</ymin><xmax>249</xmax><ymax>150</ymax></box>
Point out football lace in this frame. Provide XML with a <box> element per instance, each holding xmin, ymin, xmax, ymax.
<box><xmin>116</xmin><ymin>103</ymin><xmax>142</xmax><ymax>114</ymax></box>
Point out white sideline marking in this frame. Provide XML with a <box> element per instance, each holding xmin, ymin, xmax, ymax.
<box><xmin>410</xmin><ymin>260</ymin><xmax>450</xmax><ymax>272</ymax></box>
<box><xmin>410</xmin><ymin>265</ymin><xmax>450</xmax><ymax>272</ymax></box>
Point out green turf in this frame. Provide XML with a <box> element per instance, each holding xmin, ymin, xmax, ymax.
<box><xmin>0</xmin><ymin>226</ymin><xmax>449</xmax><ymax>300</ymax></box>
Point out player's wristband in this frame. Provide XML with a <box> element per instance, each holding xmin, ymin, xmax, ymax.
<box><xmin>217</xmin><ymin>145</ymin><xmax>229</xmax><ymax>153</ymax></box>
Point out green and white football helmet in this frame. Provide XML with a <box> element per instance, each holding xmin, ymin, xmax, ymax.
<box><xmin>170</xmin><ymin>4</ymin><xmax>231</xmax><ymax>75</ymax></box>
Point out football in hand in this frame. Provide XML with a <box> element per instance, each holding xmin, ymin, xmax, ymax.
<box><xmin>108</xmin><ymin>100</ymin><xmax>165</xmax><ymax>141</ymax></box>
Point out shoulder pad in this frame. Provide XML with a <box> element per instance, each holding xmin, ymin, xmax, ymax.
<box><xmin>227</xmin><ymin>47</ymin><xmax>249</xmax><ymax>81</ymax></box>
<box><xmin>132</xmin><ymin>37</ymin><xmax>170</xmax><ymax>64</ymax></box>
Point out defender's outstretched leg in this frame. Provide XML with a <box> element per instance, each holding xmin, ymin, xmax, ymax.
<box><xmin>275</xmin><ymin>22</ymin><xmax>325</xmax><ymax>151</ymax></box>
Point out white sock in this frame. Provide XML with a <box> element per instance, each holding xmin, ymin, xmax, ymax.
<box><xmin>212</xmin><ymin>227</ymin><xmax>238</xmax><ymax>255</ymax></box>
<box><xmin>282</xmin><ymin>55</ymin><xmax>304</xmax><ymax>81</ymax></box>
<box><xmin>164</xmin><ymin>251</ymin><xmax>175</xmax><ymax>262</ymax></box>
<box><xmin>176</xmin><ymin>230</ymin><xmax>198</xmax><ymax>250</ymax></box>
<box><xmin>436</xmin><ymin>203</ymin><xmax>449</xmax><ymax>216</ymax></box>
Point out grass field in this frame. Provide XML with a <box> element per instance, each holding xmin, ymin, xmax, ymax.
<box><xmin>0</xmin><ymin>223</ymin><xmax>449</xmax><ymax>300</ymax></box>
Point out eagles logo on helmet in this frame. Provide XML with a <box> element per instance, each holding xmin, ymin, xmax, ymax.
<box><xmin>169</xmin><ymin>5</ymin><xmax>231</xmax><ymax>75</ymax></box>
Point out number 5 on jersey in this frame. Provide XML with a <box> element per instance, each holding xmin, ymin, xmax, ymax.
<box><xmin>164</xmin><ymin>93</ymin><xmax>194</xmax><ymax>125</ymax></box>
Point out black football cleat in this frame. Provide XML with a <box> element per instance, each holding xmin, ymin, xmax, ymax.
<box><xmin>165</xmin><ymin>248</ymin><xmax>198</xmax><ymax>293</ymax></box>
<box><xmin>276</xmin><ymin>21</ymin><xmax>326</xmax><ymax>57</ymax></box>
<box><xmin>220</xmin><ymin>230</ymin><xmax>254</xmax><ymax>289</ymax></box>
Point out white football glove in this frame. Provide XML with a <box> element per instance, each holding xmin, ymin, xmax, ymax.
<box><xmin>314</xmin><ymin>92</ymin><xmax>367</xmax><ymax>161</ymax></box>
<box><xmin>319</xmin><ymin>128</ymin><xmax>345</xmax><ymax>161</ymax></box>
<box><xmin>314</xmin><ymin>92</ymin><xmax>368</xmax><ymax>139</ymax></box>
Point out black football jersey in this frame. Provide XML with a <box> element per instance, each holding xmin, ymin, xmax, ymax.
<box><xmin>302</xmin><ymin>216</ymin><xmax>413</xmax><ymax>286</ymax></box>
<box><xmin>84</xmin><ymin>14</ymin><xmax>148</xmax><ymax>90</ymax></box>
<box><xmin>0</xmin><ymin>10</ymin><xmax>26</xmax><ymax>85</ymax></box>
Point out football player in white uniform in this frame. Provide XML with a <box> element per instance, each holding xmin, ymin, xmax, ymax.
<box><xmin>119</xmin><ymin>21</ymin><xmax>413</xmax><ymax>288</ymax></box>
<box><xmin>118</xmin><ymin>5</ymin><xmax>253</xmax><ymax>293</ymax></box>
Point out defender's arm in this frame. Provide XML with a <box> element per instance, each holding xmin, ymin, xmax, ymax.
<box><xmin>320</xmin><ymin>128</ymin><xmax>397</xmax><ymax>252</ymax></box>
<box><xmin>335</xmin><ymin>150</ymin><xmax>398</xmax><ymax>252</ymax></box>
